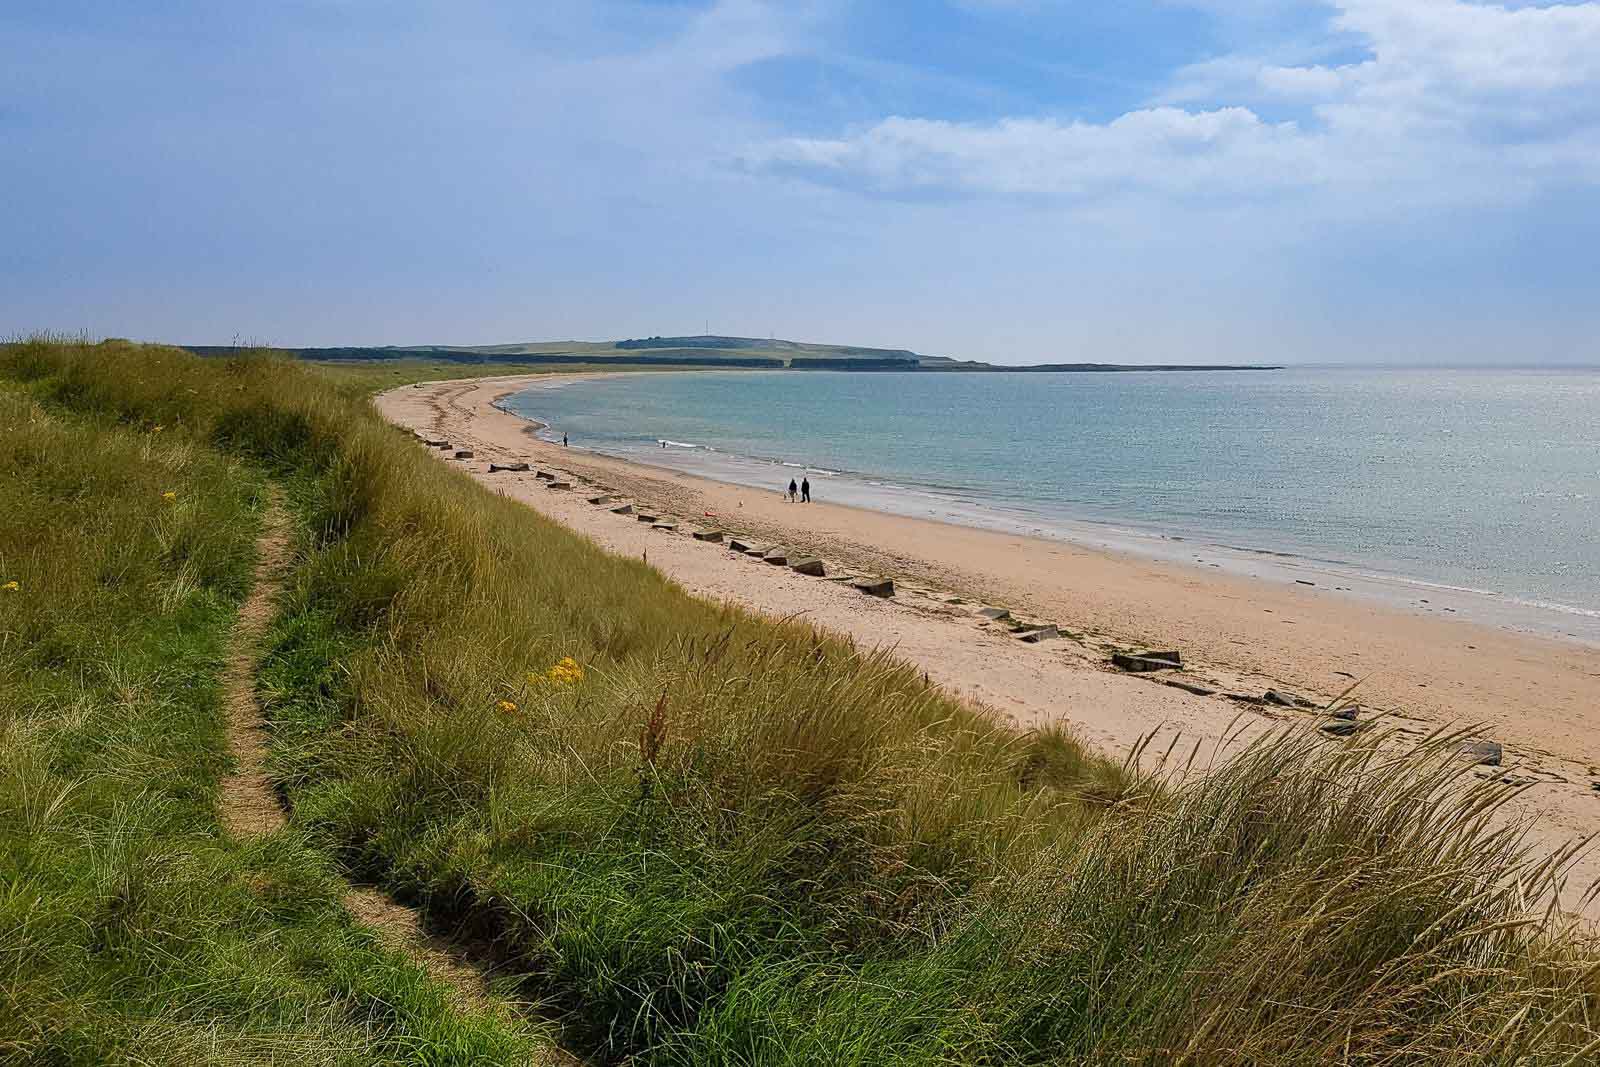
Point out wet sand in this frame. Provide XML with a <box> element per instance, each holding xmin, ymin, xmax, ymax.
<box><xmin>376</xmin><ymin>372</ymin><xmax>1600</xmax><ymax>917</ymax></box>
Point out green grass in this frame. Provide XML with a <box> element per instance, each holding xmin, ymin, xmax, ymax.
<box><xmin>4</xmin><ymin>338</ymin><xmax>1598</xmax><ymax>1065</ymax></box>
<box><xmin>0</xmin><ymin>375</ymin><xmax>554</xmax><ymax>1063</ymax></box>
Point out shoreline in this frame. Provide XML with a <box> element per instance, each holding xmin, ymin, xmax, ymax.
<box><xmin>499</xmin><ymin>372</ymin><xmax>1600</xmax><ymax>648</ymax></box>
<box><xmin>376</xmin><ymin>372</ymin><xmax>1600</xmax><ymax>917</ymax></box>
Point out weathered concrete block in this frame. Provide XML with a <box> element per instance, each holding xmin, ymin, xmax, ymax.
<box><xmin>790</xmin><ymin>557</ymin><xmax>825</xmax><ymax>576</ymax></box>
<box><xmin>1112</xmin><ymin>652</ymin><xmax>1182</xmax><ymax>673</ymax></box>
<box><xmin>547</xmin><ymin>481</ymin><xmax>572</xmax><ymax>490</ymax></box>
<box><xmin>636</xmin><ymin>513</ymin><xmax>659</xmax><ymax>523</ymax></box>
<box><xmin>693</xmin><ymin>530</ymin><xmax>724</xmax><ymax>543</ymax></box>
<box><xmin>763</xmin><ymin>548</ymin><xmax>790</xmax><ymax>565</ymax></box>
<box><xmin>1016</xmin><ymin>625</ymin><xmax>1059</xmax><ymax>643</ymax></box>
<box><xmin>535</xmin><ymin>471</ymin><xmax>556</xmax><ymax>481</ymax></box>
<box><xmin>610</xmin><ymin>504</ymin><xmax>634</xmax><ymax>515</ymax></box>
<box><xmin>651</xmin><ymin>522</ymin><xmax>679</xmax><ymax>532</ymax></box>
<box><xmin>977</xmin><ymin>607</ymin><xmax>1010</xmax><ymax>621</ymax></box>
<box><xmin>488</xmin><ymin>462</ymin><xmax>530</xmax><ymax>473</ymax></box>
<box><xmin>453</xmin><ymin>450</ymin><xmax>474</xmax><ymax>460</ymax></box>
<box><xmin>587</xmin><ymin>494</ymin><xmax>614</xmax><ymax>505</ymax></box>
<box><xmin>851</xmin><ymin>577</ymin><xmax>895</xmax><ymax>598</ymax></box>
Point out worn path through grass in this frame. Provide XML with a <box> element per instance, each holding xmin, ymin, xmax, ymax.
<box><xmin>219</xmin><ymin>489</ymin><xmax>579</xmax><ymax>1055</ymax></box>
<box><xmin>218</xmin><ymin>490</ymin><xmax>294</xmax><ymax>837</ymax></box>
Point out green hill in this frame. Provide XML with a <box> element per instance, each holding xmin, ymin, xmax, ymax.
<box><xmin>184</xmin><ymin>336</ymin><xmax>1280</xmax><ymax>372</ymax></box>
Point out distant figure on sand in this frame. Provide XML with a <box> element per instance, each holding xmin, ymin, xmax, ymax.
<box><xmin>787</xmin><ymin>477</ymin><xmax>798</xmax><ymax>502</ymax></box>
<box><xmin>801</xmin><ymin>476</ymin><xmax>811</xmax><ymax>503</ymax></box>
<box><xmin>562</xmin><ymin>433</ymin><xmax>568</xmax><ymax>447</ymax></box>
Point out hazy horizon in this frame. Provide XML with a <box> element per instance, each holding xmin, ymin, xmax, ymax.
<box><xmin>172</xmin><ymin>335</ymin><xmax>1600</xmax><ymax>370</ymax></box>
<box><xmin>5</xmin><ymin>1</ymin><xmax>1599</xmax><ymax>366</ymax></box>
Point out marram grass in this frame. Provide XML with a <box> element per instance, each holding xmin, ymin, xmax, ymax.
<box><xmin>4</xmin><ymin>337</ymin><xmax>1598</xmax><ymax>1065</ymax></box>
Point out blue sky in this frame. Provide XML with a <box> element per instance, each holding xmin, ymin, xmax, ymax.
<box><xmin>4</xmin><ymin>0</ymin><xmax>1598</xmax><ymax>363</ymax></box>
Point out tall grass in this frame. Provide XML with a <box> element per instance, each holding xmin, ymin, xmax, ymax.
<box><xmin>5</xmin><ymin>338</ymin><xmax>1597</xmax><ymax>1064</ymax></box>
<box><xmin>0</xmin><ymin>377</ymin><xmax>552</xmax><ymax>1063</ymax></box>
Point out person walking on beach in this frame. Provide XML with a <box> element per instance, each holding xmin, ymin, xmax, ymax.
<box><xmin>562</xmin><ymin>433</ymin><xmax>568</xmax><ymax>447</ymax></box>
<box><xmin>801</xmin><ymin>476</ymin><xmax>811</xmax><ymax>503</ymax></box>
<box><xmin>787</xmin><ymin>477</ymin><xmax>798</xmax><ymax>502</ymax></box>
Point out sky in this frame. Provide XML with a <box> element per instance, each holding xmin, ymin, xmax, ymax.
<box><xmin>3</xmin><ymin>0</ymin><xmax>1599</xmax><ymax>364</ymax></box>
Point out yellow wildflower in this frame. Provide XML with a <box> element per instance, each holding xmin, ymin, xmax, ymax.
<box><xmin>544</xmin><ymin>655</ymin><xmax>588</xmax><ymax>687</ymax></box>
<box><xmin>152</xmin><ymin>425</ymin><xmax>163</xmax><ymax>434</ymax></box>
<box><xmin>497</xmin><ymin>699</ymin><xmax>518</xmax><ymax>714</ymax></box>
<box><xmin>162</xmin><ymin>491</ymin><xmax>177</xmax><ymax>502</ymax></box>
<box><xmin>2</xmin><ymin>580</ymin><xmax>18</xmax><ymax>592</ymax></box>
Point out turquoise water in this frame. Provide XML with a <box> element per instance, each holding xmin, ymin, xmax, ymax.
<box><xmin>502</xmin><ymin>369</ymin><xmax>1600</xmax><ymax>633</ymax></box>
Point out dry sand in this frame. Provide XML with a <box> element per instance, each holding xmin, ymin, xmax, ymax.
<box><xmin>377</xmin><ymin>373</ymin><xmax>1600</xmax><ymax>917</ymax></box>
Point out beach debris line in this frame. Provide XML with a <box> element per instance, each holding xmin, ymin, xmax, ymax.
<box><xmin>789</xmin><ymin>556</ymin><xmax>826</xmax><ymax>577</ymax></box>
<box><xmin>1157</xmin><ymin>677</ymin><xmax>1217</xmax><ymax>697</ymax></box>
<box><xmin>1264</xmin><ymin>689</ymin><xmax>1318</xmax><ymax>709</ymax></box>
<box><xmin>1457</xmin><ymin>740</ymin><xmax>1504</xmax><ymax>767</ymax></box>
<box><xmin>1112</xmin><ymin>650</ymin><xmax>1183</xmax><ymax>672</ymax></box>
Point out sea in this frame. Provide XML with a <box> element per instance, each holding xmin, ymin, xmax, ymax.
<box><xmin>499</xmin><ymin>368</ymin><xmax>1600</xmax><ymax>644</ymax></box>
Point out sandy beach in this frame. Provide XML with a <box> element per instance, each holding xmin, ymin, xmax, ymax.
<box><xmin>377</xmin><ymin>372</ymin><xmax>1600</xmax><ymax>916</ymax></box>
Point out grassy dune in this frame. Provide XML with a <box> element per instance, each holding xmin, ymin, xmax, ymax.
<box><xmin>0</xmin><ymin>374</ymin><xmax>552</xmax><ymax>1062</ymax></box>
<box><xmin>4</xmin><ymin>338</ymin><xmax>1598</xmax><ymax>1064</ymax></box>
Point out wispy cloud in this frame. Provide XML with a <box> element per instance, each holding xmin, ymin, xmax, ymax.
<box><xmin>750</xmin><ymin>108</ymin><xmax>1310</xmax><ymax>197</ymax></box>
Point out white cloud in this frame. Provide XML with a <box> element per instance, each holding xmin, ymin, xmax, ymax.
<box><xmin>751</xmin><ymin>0</ymin><xmax>1600</xmax><ymax>207</ymax></box>
<box><xmin>757</xmin><ymin>107</ymin><xmax>1311</xmax><ymax>197</ymax></box>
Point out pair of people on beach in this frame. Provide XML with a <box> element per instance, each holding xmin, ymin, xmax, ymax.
<box><xmin>787</xmin><ymin>476</ymin><xmax>810</xmax><ymax>503</ymax></box>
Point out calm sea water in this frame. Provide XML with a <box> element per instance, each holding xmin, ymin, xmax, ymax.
<box><xmin>502</xmin><ymin>369</ymin><xmax>1600</xmax><ymax>638</ymax></box>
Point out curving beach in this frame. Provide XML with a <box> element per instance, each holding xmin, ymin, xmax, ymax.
<box><xmin>377</xmin><ymin>372</ymin><xmax>1600</xmax><ymax>915</ymax></box>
